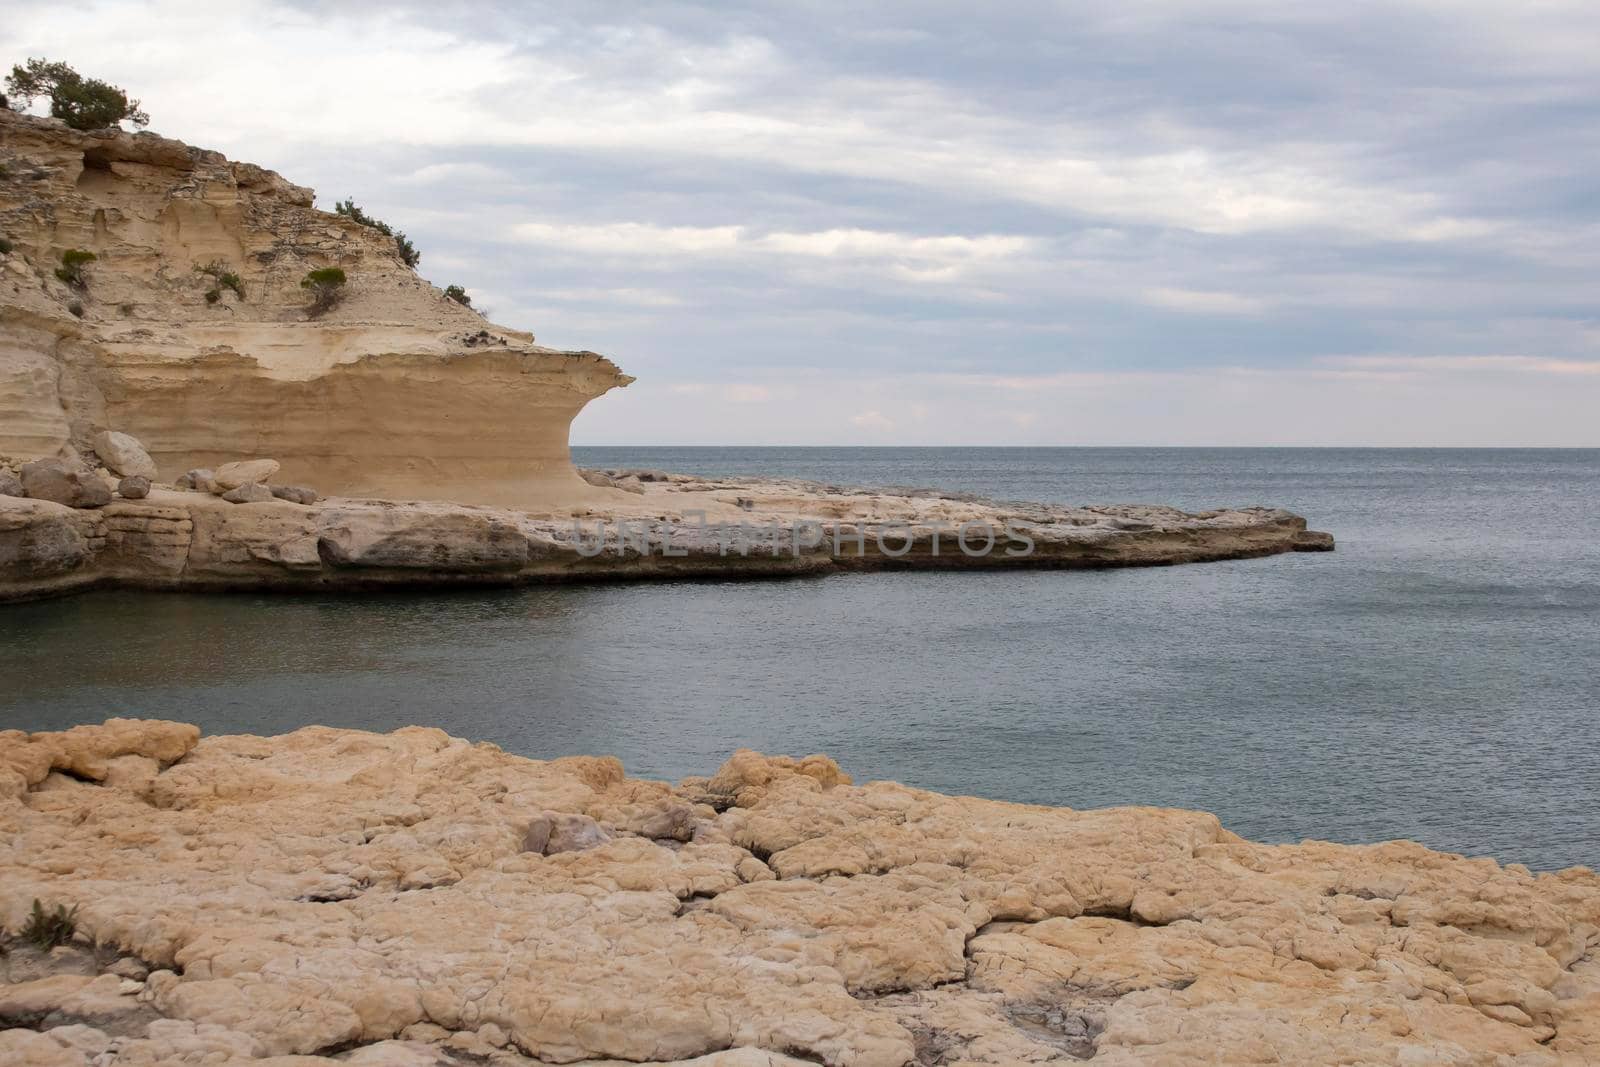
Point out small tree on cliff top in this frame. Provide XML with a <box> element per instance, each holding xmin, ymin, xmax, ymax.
<box><xmin>334</xmin><ymin>198</ymin><xmax>420</xmax><ymax>270</ymax></box>
<box><xmin>301</xmin><ymin>267</ymin><xmax>347</xmax><ymax>317</ymax></box>
<box><xmin>5</xmin><ymin>58</ymin><xmax>149</xmax><ymax>131</ymax></box>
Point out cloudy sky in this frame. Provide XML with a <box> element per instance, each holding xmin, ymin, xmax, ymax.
<box><xmin>7</xmin><ymin>1</ymin><xmax>1599</xmax><ymax>444</ymax></box>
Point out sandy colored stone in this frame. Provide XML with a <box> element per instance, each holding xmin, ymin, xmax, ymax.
<box><xmin>0</xmin><ymin>110</ymin><xmax>630</xmax><ymax>510</ymax></box>
<box><xmin>1</xmin><ymin>719</ymin><xmax>1595</xmax><ymax>1066</ymax></box>
<box><xmin>19</xmin><ymin>459</ymin><xmax>111</xmax><ymax>509</ymax></box>
<box><xmin>90</xmin><ymin>431</ymin><xmax>157</xmax><ymax>480</ymax></box>
<box><xmin>214</xmin><ymin>461</ymin><xmax>281</xmax><ymax>491</ymax></box>
<box><xmin>220</xmin><ymin>482</ymin><xmax>275</xmax><ymax>504</ymax></box>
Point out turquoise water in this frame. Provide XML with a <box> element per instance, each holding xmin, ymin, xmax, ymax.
<box><xmin>3</xmin><ymin>448</ymin><xmax>1598</xmax><ymax>871</ymax></box>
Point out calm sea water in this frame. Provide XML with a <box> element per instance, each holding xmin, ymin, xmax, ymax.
<box><xmin>3</xmin><ymin>448</ymin><xmax>1598</xmax><ymax>871</ymax></box>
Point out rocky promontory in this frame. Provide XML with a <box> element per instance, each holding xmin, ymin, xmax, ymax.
<box><xmin>2</xmin><ymin>719</ymin><xmax>1597</xmax><ymax>1065</ymax></box>
<box><xmin>1</xmin><ymin>109</ymin><xmax>1335</xmax><ymax>600</ymax></box>
<box><xmin>0</xmin><ymin>460</ymin><xmax>1332</xmax><ymax>602</ymax></box>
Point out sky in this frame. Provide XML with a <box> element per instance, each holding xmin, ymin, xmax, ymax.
<box><xmin>5</xmin><ymin>1</ymin><xmax>1599</xmax><ymax>445</ymax></box>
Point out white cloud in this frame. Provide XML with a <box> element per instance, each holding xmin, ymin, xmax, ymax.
<box><xmin>511</xmin><ymin>222</ymin><xmax>745</xmax><ymax>256</ymax></box>
<box><xmin>1143</xmin><ymin>287</ymin><xmax>1269</xmax><ymax>315</ymax></box>
<box><xmin>1321</xmin><ymin>354</ymin><xmax>1600</xmax><ymax>376</ymax></box>
<box><xmin>849</xmin><ymin>410</ymin><xmax>896</xmax><ymax>430</ymax></box>
<box><xmin>541</xmin><ymin>288</ymin><xmax>686</xmax><ymax>307</ymax></box>
<box><xmin>10</xmin><ymin>1</ymin><xmax>1600</xmax><ymax>445</ymax></box>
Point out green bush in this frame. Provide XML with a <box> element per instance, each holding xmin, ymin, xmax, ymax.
<box><xmin>6</xmin><ymin>58</ymin><xmax>149</xmax><ymax>131</ymax></box>
<box><xmin>195</xmin><ymin>260</ymin><xmax>245</xmax><ymax>303</ymax></box>
<box><xmin>55</xmin><ymin>248</ymin><xmax>96</xmax><ymax>288</ymax></box>
<box><xmin>443</xmin><ymin>284</ymin><xmax>472</xmax><ymax>307</ymax></box>
<box><xmin>300</xmin><ymin>267</ymin><xmax>347</xmax><ymax>316</ymax></box>
<box><xmin>21</xmin><ymin>899</ymin><xmax>79</xmax><ymax>950</ymax></box>
<box><xmin>0</xmin><ymin>236</ymin><xmax>12</xmax><ymax>255</ymax></box>
<box><xmin>334</xmin><ymin>198</ymin><xmax>420</xmax><ymax>269</ymax></box>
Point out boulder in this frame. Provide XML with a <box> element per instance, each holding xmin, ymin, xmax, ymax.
<box><xmin>221</xmin><ymin>482</ymin><xmax>275</xmax><ymax>504</ymax></box>
<box><xmin>270</xmin><ymin>485</ymin><xmax>318</xmax><ymax>505</ymax></box>
<box><xmin>20</xmin><ymin>458</ymin><xmax>112</xmax><ymax>509</ymax></box>
<box><xmin>0</xmin><ymin>469</ymin><xmax>22</xmax><ymax>497</ymax></box>
<box><xmin>91</xmin><ymin>430</ymin><xmax>158</xmax><ymax>479</ymax></box>
<box><xmin>522</xmin><ymin>811</ymin><xmax>612</xmax><ymax>855</ymax></box>
<box><xmin>176</xmin><ymin>468</ymin><xmax>219</xmax><ymax>493</ymax></box>
<box><xmin>316</xmin><ymin>508</ymin><xmax>530</xmax><ymax>571</ymax></box>
<box><xmin>214</xmin><ymin>459</ymin><xmax>280</xmax><ymax>490</ymax></box>
<box><xmin>0</xmin><ymin>496</ymin><xmax>93</xmax><ymax>584</ymax></box>
<box><xmin>117</xmin><ymin>475</ymin><xmax>151</xmax><ymax>500</ymax></box>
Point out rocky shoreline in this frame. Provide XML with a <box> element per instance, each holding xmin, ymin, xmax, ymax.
<box><xmin>2</xmin><ymin>719</ymin><xmax>1596</xmax><ymax>1065</ymax></box>
<box><xmin>0</xmin><ymin>462</ymin><xmax>1333</xmax><ymax>602</ymax></box>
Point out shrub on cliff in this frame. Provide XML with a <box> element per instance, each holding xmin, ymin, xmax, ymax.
<box><xmin>55</xmin><ymin>248</ymin><xmax>96</xmax><ymax>289</ymax></box>
<box><xmin>196</xmin><ymin>260</ymin><xmax>245</xmax><ymax>304</ymax></box>
<box><xmin>443</xmin><ymin>284</ymin><xmax>473</xmax><ymax>308</ymax></box>
<box><xmin>301</xmin><ymin>267</ymin><xmax>347</xmax><ymax>316</ymax></box>
<box><xmin>0</xmin><ymin>236</ymin><xmax>12</xmax><ymax>255</ymax></box>
<box><xmin>5</xmin><ymin>58</ymin><xmax>149</xmax><ymax>131</ymax></box>
<box><xmin>333</xmin><ymin>198</ymin><xmax>420</xmax><ymax>269</ymax></box>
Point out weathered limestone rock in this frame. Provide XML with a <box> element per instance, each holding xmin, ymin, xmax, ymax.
<box><xmin>19</xmin><ymin>458</ymin><xmax>112</xmax><ymax>509</ymax></box>
<box><xmin>214</xmin><ymin>460</ymin><xmax>280</xmax><ymax>491</ymax></box>
<box><xmin>0</xmin><ymin>109</ymin><xmax>631</xmax><ymax>510</ymax></box>
<box><xmin>176</xmin><ymin>468</ymin><xmax>220</xmax><ymax>493</ymax></box>
<box><xmin>90</xmin><ymin>431</ymin><xmax>157</xmax><ymax>480</ymax></box>
<box><xmin>269</xmin><ymin>484</ymin><xmax>318</xmax><ymax>505</ymax></box>
<box><xmin>0</xmin><ymin>498</ymin><xmax>96</xmax><ymax>598</ymax></box>
<box><xmin>220</xmin><ymin>482</ymin><xmax>274</xmax><ymax>504</ymax></box>
<box><xmin>1294</xmin><ymin>529</ymin><xmax>1337</xmax><ymax>551</ymax></box>
<box><xmin>0</xmin><ymin>468</ymin><xmax>22</xmax><ymax>497</ymax></box>
<box><xmin>0</xmin><ymin>479</ymin><xmax>1336</xmax><ymax>602</ymax></box>
<box><xmin>523</xmin><ymin>811</ymin><xmax>614</xmax><ymax>854</ymax></box>
<box><xmin>116</xmin><ymin>475</ymin><xmax>150</xmax><ymax>500</ymax></box>
<box><xmin>316</xmin><ymin>506</ymin><xmax>531</xmax><ymax>571</ymax></box>
<box><xmin>0</xmin><ymin>719</ymin><xmax>1595</xmax><ymax>1066</ymax></box>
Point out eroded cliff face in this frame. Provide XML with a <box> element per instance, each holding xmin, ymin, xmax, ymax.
<box><xmin>0</xmin><ymin>110</ymin><xmax>632</xmax><ymax>507</ymax></box>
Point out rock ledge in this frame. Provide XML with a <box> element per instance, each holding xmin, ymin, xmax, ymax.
<box><xmin>1</xmin><ymin>719</ymin><xmax>1595</xmax><ymax>1066</ymax></box>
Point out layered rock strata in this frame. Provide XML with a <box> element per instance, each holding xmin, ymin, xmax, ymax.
<box><xmin>1</xmin><ymin>719</ymin><xmax>1596</xmax><ymax>1065</ymax></box>
<box><xmin>0</xmin><ymin>474</ymin><xmax>1333</xmax><ymax>602</ymax></box>
<box><xmin>0</xmin><ymin>110</ymin><xmax>630</xmax><ymax>507</ymax></box>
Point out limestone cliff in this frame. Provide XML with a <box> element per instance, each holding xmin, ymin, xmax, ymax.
<box><xmin>0</xmin><ymin>110</ymin><xmax>632</xmax><ymax>507</ymax></box>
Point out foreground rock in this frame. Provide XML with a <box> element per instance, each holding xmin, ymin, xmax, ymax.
<box><xmin>1</xmin><ymin>719</ymin><xmax>1596</xmax><ymax>1066</ymax></box>
<box><xmin>0</xmin><ymin>475</ymin><xmax>1333</xmax><ymax>602</ymax></box>
<box><xmin>17</xmin><ymin>459</ymin><xmax>111</xmax><ymax>510</ymax></box>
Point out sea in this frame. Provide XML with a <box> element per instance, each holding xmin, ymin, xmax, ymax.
<box><xmin>3</xmin><ymin>447</ymin><xmax>1597</xmax><ymax>871</ymax></box>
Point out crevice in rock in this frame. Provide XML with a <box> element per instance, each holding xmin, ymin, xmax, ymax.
<box><xmin>45</xmin><ymin>765</ymin><xmax>103</xmax><ymax>786</ymax></box>
<box><xmin>1080</xmin><ymin>903</ymin><xmax>1165</xmax><ymax>928</ymax></box>
<box><xmin>1001</xmin><ymin>991</ymin><xmax>1116</xmax><ymax>1061</ymax></box>
<box><xmin>674</xmin><ymin>892</ymin><xmax>719</xmax><ymax>917</ymax></box>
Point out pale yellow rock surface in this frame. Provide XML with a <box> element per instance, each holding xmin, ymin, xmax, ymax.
<box><xmin>2</xmin><ymin>720</ymin><xmax>1596</xmax><ymax>1065</ymax></box>
<box><xmin>0</xmin><ymin>110</ymin><xmax>631</xmax><ymax>508</ymax></box>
